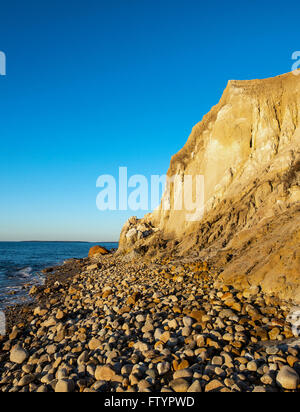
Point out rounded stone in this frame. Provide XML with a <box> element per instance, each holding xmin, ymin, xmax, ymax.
<box><xmin>169</xmin><ymin>378</ymin><xmax>190</xmax><ymax>393</ymax></box>
<box><xmin>10</xmin><ymin>344</ymin><xmax>28</xmax><ymax>365</ymax></box>
<box><xmin>205</xmin><ymin>379</ymin><xmax>225</xmax><ymax>392</ymax></box>
<box><xmin>157</xmin><ymin>362</ymin><xmax>170</xmax><ymax>376</ymax></box>
<box><xmin>95</xmin><ymin>365</ymin><xmax>116</xmax><ymax>381</ymax></box>
<box><xmin>187</xmin><ymin>380</ymin><xmax>202</xmax><ymax>392</ymax></box>
<box><xmin>18</xmin><ymin>374</ymin><xmax>35</xmax><ymax>387</ymax></box>
<box><xmin>173</xmin><ymin>369</ymin><xmax>193</xmax><ymax>380</ymax></box>
<box><xmin>88</xmin><ymin>338</ymin><xmax>101</xmax><ymax>351</ymax></box>
<box><xmin>55</xmin><ymin>379</ymin><xmax>75</xmax><ymax>393</ymax></box>
<box><xmin>276</xmin><ymin>366</ymin><xmax>299</xmax><ymax>390</ymax></box>
<box><xmin>183</xmin><ymin>317</ymin><xmax>193</xmax><ymax>328</ymax></box>
<box><xmin>247</xmin><ymin>361</ymin><xmax>257</xmax><ymax>372</ymax></box>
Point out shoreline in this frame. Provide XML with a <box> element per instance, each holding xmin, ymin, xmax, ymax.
<box><xmin>3</xmin><ymin>258</ymin><xmax>89</xmax><ymax>333</ymax></box>
<box><xmin>0</xmin><ymin>242</ymin><xmax>118</xmax><ymax>313</ymax></box>
<box><xmin>1</xmin><ymin>253</ymin><xmax>300</xmax><ymax>392</ymax></box>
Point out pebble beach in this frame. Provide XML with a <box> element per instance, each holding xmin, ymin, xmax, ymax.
<box><xmin>0</xmin><ymin>252</ymin><xmax>300</xmax><ymax>393</ymax></box>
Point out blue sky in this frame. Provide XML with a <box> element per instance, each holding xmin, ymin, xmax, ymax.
<box><xmin>0</xmin><ymin>0</ymin><xmax>299</xmax><ymax>241</ymax></box>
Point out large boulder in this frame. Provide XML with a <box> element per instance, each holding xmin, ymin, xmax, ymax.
<box><xmin>88</xmin><ymin>245</ymin><xmax>110</xmax><ymax>258</ymax></box>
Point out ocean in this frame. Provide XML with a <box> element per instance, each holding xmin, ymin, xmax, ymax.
<box><xmin>0</xmin><ymin>241</ymin><xmax>118</xmax><ymax>310</ymax></box>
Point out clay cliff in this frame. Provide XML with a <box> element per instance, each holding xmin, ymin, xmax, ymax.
<box><xmin>118</xmin><ymin>71</ymin><xmax>300</xmax><ymax>303</ymax></box>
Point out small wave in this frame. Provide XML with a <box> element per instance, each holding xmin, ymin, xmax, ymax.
<box><xmin>16</xmin><ymin>267</ymin><xmax>33</xmax><ymax>278</ymax></box>
<box><xmin>5</xmin><ymin>285</ymin><xmax>23</xmax><ymax>291</ymax></box>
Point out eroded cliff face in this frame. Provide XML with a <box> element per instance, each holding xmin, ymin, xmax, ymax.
<box><xmin>118</xmin><ymin>72</ymin><xmax>300</xmax><ymax>302</ymax></box>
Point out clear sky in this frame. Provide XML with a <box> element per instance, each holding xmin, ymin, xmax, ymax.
<box><xmin>0</xmin><ymin>0</ymin><xmax>299</xmax><ymax>241</ymax></box>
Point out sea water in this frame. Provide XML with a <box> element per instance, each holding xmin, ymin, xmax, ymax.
<box><xmin>0</xmin><ymin>241</ymin><xmax>118</xmax><ymax>309</ymax></box>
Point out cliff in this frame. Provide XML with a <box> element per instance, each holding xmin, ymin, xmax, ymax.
<box><xmin>118</xmin><ymin>71</ymin><xmax>300</xmax><ymax>303</ymax></box>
